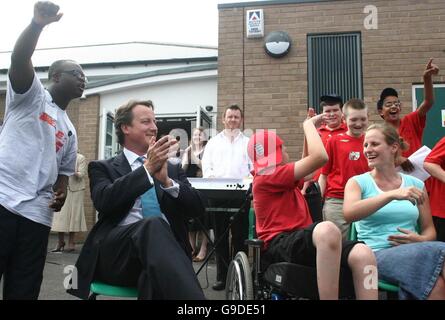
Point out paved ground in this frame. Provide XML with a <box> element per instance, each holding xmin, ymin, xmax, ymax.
<box><xmin>0</xmin><ymin>233</ymin><xmax>225</xmax><ymax>300</ymax></box>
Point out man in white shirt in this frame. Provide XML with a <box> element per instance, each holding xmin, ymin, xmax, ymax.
<box><xmin>0</xmin><ymin>2</ymin><xmax>82</xmax><ymax>300</ymax></box>
<box><xmin>68</xmin><ymin>100</ymin><xmax>206</xmax><ymax>300</ymax></box>
<box><xmin>202</xmin><ymin>104</ymin><xmax>252</xmax><ymax>290</ymax></box>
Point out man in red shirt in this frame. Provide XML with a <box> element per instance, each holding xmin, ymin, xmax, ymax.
<box><xmin>247</xmin><ymin>115</ymin><xmax>377</xmax><ymax>300</ymax></box>
<box><xmin>377</xmin><ymin>59</ymin><xmax>439</xmax><ymax>169</ymax></box>
<box><xmin>319</xmin><ymin>99</ymin><xmax>370</xmax><ymax>240</ymax></box>
<box><xmin>424</xmin><ymin>136</ymin><xmax>445</xmax><ymax>241</ymax></box>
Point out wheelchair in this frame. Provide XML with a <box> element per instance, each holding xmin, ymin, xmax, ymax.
<box><xmin>225</xmin><ymin>239</ymin><xmax>355</xmax><ymax>300</ymax></box>
<box><xmin>225</xmin><ymin>182</ymin><xmax>355</xmax><ymax>300</ymax></box>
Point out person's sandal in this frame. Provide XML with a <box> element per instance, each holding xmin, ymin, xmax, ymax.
<box><xmin>193</xmin><ymin>254</ymin><xmax>206</xmax><ymax>262</ymax></box>
<box><xmin>50</xmin><ymin>241</ymin><xmax>65</xmax><ymax>253</ymax></box>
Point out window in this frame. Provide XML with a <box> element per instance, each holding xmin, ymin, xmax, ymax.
<box><xmin>104</xmin><ymin>112</ymin><xmax>118</xmax><ymax>159</ymax></box>
<box><xmin>307</xmin><ymin>32</ymin><xmax>363</xmax><ymax>111</ymax></box>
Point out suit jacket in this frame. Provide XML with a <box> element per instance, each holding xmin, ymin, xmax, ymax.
<box><xmin>68</xmin><ymin>152</ymin><xmax>206</xmax><ymax>299</ymax></box>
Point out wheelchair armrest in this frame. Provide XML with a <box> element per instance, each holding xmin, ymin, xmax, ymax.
<box><xmin>245</xmin><ymin>238</ymin><xmax>264</xmax><ymax>248</ymax></box>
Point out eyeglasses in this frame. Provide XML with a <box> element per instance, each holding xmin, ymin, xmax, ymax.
<box><xmin>383</xmin><ymin>101</ymin><xmax>401</xmax><ymax>108</ymax></box>
<box><xmin>60</xmin><ymin>70</ymin><xmax>88</xmax><ymax>83</ymax></box>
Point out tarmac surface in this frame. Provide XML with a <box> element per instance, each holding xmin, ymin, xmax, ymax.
<box><xmin>0</xmin><ymin>233</ymin><xmax>226</xmax><ymax>300</ymax></box>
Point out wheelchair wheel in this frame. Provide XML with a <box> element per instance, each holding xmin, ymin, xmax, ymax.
<box><xmin>225</xmin><ymin>251</ymin><xmax>254</xmax><ymax>300</ymax></box>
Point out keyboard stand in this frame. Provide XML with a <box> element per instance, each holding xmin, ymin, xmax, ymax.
<box><xmin>195</xmin><ymin>183</ymin><xmax>252</xmax><ymax>277</ymax></box>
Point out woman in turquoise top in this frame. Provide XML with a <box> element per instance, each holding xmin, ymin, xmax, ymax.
<box><xmin>344</xmin><ymin>123</ymin><xmax>445</xmax><ymax>299</ymax></box>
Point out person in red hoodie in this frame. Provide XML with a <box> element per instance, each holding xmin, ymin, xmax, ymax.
<box><xmin>247</xmin><ymin>115</ymin><xmax>377</xmax><ymax>300</ymax></box>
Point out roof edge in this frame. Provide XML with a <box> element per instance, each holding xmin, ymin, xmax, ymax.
<box><xmin>86</xmin><ymin>63</ymin><xmax>218</xmax><ymax>89</ymax></box>
<box><xmin>218</xmin><ymin>0</ymin><xmax>333</xmax><ymax>9</ymax></box>
<box><xmin>0</xmin><ymin>41</ymin><xmax>218</xmax><ymax>54</ymax></box>
<box><xmin>0</xmin><ymin>56</ymin><xmax>218</xmax><ymax>73</ymax></box>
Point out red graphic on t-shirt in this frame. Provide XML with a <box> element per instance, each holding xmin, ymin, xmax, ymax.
<box><xmin>39</xmin><ymin>112</ymin><xmax>56</xmax><ymax>127</ymax></box>
<box><xmin>55</xmin><ymin>130</ymin><xmax>66</xmax><ymax>152</ymax></box>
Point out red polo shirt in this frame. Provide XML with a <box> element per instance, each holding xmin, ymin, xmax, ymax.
<box><xmin>313</xmin><ymin>122</ymin><xmax>348</xmax><ymax>180</ymax></box>
<box><xmin>321</xmin><ymin>133</ymin><xmax>370</xmax><ymax>199</ymax></box>
<box><xmin>425</xmin><ymin>137</ymin><xmax>445</xmax><ymax>218</ymax></box>
<box><xmin>398</xmin><ymin>110</ymin><xmax>426</xmax><ymax>157</ymax></box>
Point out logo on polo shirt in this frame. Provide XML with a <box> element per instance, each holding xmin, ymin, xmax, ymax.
<box><xmin>349</xmin><ymin>151</ymin><xmax>361</xmax><ymax>161</ymax></box>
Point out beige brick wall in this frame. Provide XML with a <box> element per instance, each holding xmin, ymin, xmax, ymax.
<box><xmin>67</xmin><ymin>95</ymin><xmax>100</xmax><ymax>241</ymax></box>
<box><xmin>218</xmin><ymin>0</ymin><xmax>445</xmax><ymax>159</ymax></box>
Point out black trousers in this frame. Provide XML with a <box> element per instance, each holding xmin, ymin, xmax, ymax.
<box><xmin>210</xmin><ymin>199</ymin><xmax>249</xmax><ymax>282</ymax></box>
<box><xmin>0</xmin><ymin>205</ymin><xmax>50</xmax><ymax>300</ymax></box>
<box><xmin>95</xmin><ymin>217</ymin><xmax>205</xmax><ymax>300</ymax></box>
<box><xmin>433</xmin><ymin>216</ymin><xmax>445</xmax><ymax>242</ymax></box>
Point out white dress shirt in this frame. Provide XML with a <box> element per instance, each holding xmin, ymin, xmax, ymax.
<box><xmin>118</xmin><ymin>148</ymin><xmax>178</xmax><ymax>226</ymax></box>
<box><xmin>202</xmin><ymin>130</ymin><xmax>252</xmax><ymax>178</ymax></box>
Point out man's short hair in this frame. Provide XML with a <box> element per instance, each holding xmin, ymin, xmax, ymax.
<box><xmin>223</xmin><ymin>104</ymin><xmax>243</xmax><ymax>118</ymax></box>
<box><xmin>377</xmin><ymin>87</ymin><xmax>399</xmax><ymax>110</ymax></box>
<box><xmin>115</xmin><ymin>100</ymin><xmax>154</xmax><ymax>145</ymax></box>
<box><xmin>48</xmin><ymin>59</ymin><xmax>77</xmax><ymax>80</ymax></box>
<box><xmin>320</xmin><ymin>94</ymin><xmax>343</xmax><ymax>108</ymax></box>
<box><xmin>343</xmin><ymin>98</ymin><xmax>367</xmax><ymax>117</ymax></box>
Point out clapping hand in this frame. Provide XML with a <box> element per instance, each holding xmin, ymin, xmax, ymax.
<box><xmin>391</xmin><ymin>186</ymin><xmax>425</xmax><ymax>206</ymax></box>
<box><xmin>307</xmin><ymin>107</ymin><xmax>316</xmax><ymax>119</ymax></box>
<box><xmin>33</xmin><ymin>1</ymin><xmax>63</xmax><ymax>27</ymax></box>
<box><xmin>145</xmin><ymin>135</ymin><xmax>177</xmax><ymax>175</ymax></box>
<box><xmin>307</xmin><ymin>113</ymin><xmax>327</xmax><ymax>129</ymax></box>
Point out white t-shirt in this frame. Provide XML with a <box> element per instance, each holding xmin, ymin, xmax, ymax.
<box><xmin>202</xmin><ymin>130</ymin><xmax>252</xmax><ymax>178</ymax></box>
<box><xmin>0</xmin><ymin>73</ymin><xmax>77</xmax><ymax>227</ymax></box>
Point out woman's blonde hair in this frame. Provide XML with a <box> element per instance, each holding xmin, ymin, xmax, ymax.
<box><xmin>366</xmin><ymin>123</ymin><xmax>409</xmax><ymax>152</ymax></box>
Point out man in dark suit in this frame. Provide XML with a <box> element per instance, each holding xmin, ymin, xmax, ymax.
<box><xmin>68</xmin><ymin>100</ymin><xmax>206</xmax><ymax>300</ymax></box>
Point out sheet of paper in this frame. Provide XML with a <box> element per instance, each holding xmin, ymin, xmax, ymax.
<box><xmin>397</xmin><ymin>145</ymin><xmax>431</xmax><ymax>181</ymax></box>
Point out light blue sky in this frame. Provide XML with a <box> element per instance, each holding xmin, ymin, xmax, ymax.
<box><xmin>0</xmin><ymin>0</ymin><xmax>256</xmax><ymax>51</ymax></box>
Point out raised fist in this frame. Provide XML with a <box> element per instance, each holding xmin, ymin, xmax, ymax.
<box><xmin>33</xmin><ymin>1</ymin><xmax>63</xmax><ymax>27</ymax></box>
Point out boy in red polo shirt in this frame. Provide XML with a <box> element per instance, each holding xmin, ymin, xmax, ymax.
<box><xmin>424</xmin><ymin>136</ymin><xmax>445</xmax><ymax>241</ymax></box>
<box><xmin>319</xmin><ymin>99</ymin><xmax>370</xmax><ymax>239</ymax></box>
<box><xmin>247</xmin><ymin>115</ymin><xmax>377</xmax><ymax>300</ymax></box>
<box><xmin>376</xmin><ymin>59</ymin><xmax>439</xmax><ymax>169</ymax></box>
<box><xmin>317</xmin><ymin>94</ymin><xmax>348</xmax><ymax>146</ymax></box>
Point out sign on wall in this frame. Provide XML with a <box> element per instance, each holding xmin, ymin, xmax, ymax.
<box><xmin>246</xmin><ymin>9</ymin><xmax>264</xmax><ymax>38</ymax></box>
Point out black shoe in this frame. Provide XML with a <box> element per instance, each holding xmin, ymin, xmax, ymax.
<box><xmin>212</xmin><ymin>281</ymin><xmax>226</xmax><ymax>291</ymax></box>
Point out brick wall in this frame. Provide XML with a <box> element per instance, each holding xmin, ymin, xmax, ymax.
<box><xmin>218</xmin><ymin>0</ymin><xmax>445</xmax><ymax>159</ymax></box>
<box><xmin>67</xmin><ymin>95</ymin><xmax>100</xmax><ymax>241</ymax></box>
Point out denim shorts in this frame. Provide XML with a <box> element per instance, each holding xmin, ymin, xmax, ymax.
<box><xmin>375</xmin><ymin>241</ymin><xmax>445</xmax><ymax>299</ymax></box>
